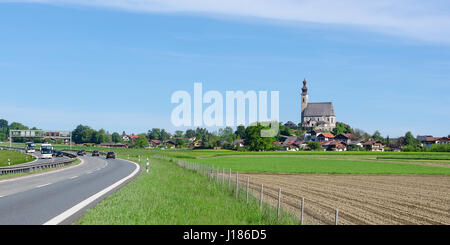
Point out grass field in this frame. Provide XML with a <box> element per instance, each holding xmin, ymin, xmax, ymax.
<box><xmin>0</xmin><ymin>149</ymin><xmax>35</xmax><ymax>167</ymax></box>
<box><xmin>183</xmin><ymin>156</ymin><xmax>450</xmax><ymax>175</ymax></box>
<box><xmin>75</xmin><ymin>154</ymin><xmax>298</xmax><ymax>225</ymax></box>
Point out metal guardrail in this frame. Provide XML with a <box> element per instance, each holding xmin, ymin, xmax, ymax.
<box><xmin>0</xmin><ymin>147</ymin><xmax>78</xmax><ymax>175</ymax></box>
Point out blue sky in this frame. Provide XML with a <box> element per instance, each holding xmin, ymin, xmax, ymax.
<box><xmin>1</xmin><ymin>1</ymin><xmax>449</xmax><ymax>137</ymax></box>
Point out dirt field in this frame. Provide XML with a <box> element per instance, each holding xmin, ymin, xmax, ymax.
<box><xmin>239</xmin><ymin>173</ymin><xmax>450</xmax><ymax>225</ymax></box>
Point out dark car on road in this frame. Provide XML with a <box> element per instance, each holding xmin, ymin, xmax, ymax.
<box><xmin>106</xmin><ymin>152</ymin><xmax>116</xmax><ymax>159</ymax></box>
<box><xmin>92</xmin><ymin>150</ymin><xmax>100</xmax><ymax>156</ymax></box>
<box><xmin>54</xmin><ymin>151</ymin><xmax>64</xmax><ymax>157</ymax></box>
<box><xmin>77</xmin><ymin>150</ymin><xmax>86</xmax><ymax>156</ymax></box>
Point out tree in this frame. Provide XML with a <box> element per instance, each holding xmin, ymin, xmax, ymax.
<box><xmin>175</xmin><ymin>130</ymin><xmax>184</xmax><ymax>138</ymax></box>
<box><xmin>185</xmin><ymin>129</ymin><xmax>196</xmax><ymax>139</ymax></box>
<box><xmin>235</xmin><ymin>125</ymin><xmax>246</xmax><ymax>139</ymax></box>
<box><xmin>160</xmin><ymin>129</ymin><xmax>170</xmax><ymax>141</ymax></box>
<box><xmin>404</xmin><ymin>131</ymin><xmax>418</xmax><ymax>146</ymax></box>
<box><xmin>306</xmin><ymin>141</ymin><xmax>322</xmax><ymax>151</ymax></box>
<box><xmin>175</xmin><ymin>138</ymin><xmax>186</xmax><ymax>148</ymax></box>
<box><xmin>111</xmin><ymin>132</ymin><xmax>122</xmax><ymax>143</ymax></box>
<box><xmin>244</xmin><ymin>123</ymin><xmax>275</xmax><ymax>151</ymax></box>
<box><xmin>72</xmin><ymin>125</ymin><xmax>95</xmax><ymax>144</ymax></box>
<box><xmin>372</xmin><ymin>130</ymin><xmax>384</xmax><ymax>142</ymax></box>
<box><xmin>0</xmin><ymin>119</ymin><xmax>8</xmax><ymax>129</ymax></box>
<box><xmin>147</xmin><ymin>128</ymin><xmax>161</xmax><ymax>140</ymax></box>
<box><xmin>134</xmin><ymin>134</ymin><xmax>149</xmax><ymax>148</ymax></box>
<box><xmin>218</xmin><ymin>127</ymin><xmax>235</xmax><ymax>143</ymax></box>
<box><xmin>332</xmin><ymin>122</ymin><xmax>352</xmax><ymax>136</ymax></box>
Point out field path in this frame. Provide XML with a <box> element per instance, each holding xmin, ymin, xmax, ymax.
<box><xmin>236</xmin><ymin>173</ymin><xmax>450</xmax><ymax>225</ymax></box>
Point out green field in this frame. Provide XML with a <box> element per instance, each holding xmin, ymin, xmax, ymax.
<box><xmin>185</xmin><ymin>156</ymin><xmax>450</xmax><ymax>175</ymax></box>
<box><xmin>76</xmin><ymin>154</ymin><xmax>298</xmax><ymax>225</ymax></box>
<box><xmin>0</xmin><ymin>149</ymin><xmax>35</xmax><ymax>167</ymax></box>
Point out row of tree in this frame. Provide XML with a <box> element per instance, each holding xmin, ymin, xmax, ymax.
<box><xmin>1</xmin><ymin>118</ymin><xmax>448</xmax><ymax>151</ymax></box>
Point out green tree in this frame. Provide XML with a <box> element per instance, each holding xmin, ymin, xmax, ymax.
<box><xmin>175</xmin><ymin>138</ymin><xmax>186</xmax><ymax>148</ymax></box>
<box><xmin>404</xmin><ymin>131</ymin><xmax>418</xmax><ymax>146</ymax></box>
<box><xmin>244</xmin><ymin>123</ymin><xmax>275</xmax><ymax>151</ymax></box>
<box><xmin>332</xmin><ymin>122</ymin><xmax>352</xmax><ymax>136</ymax></box>
<box><xmin>235</xmin><ymin>125</ymin><xmax>246</xmax><ymax>139</ymax></box>
<box><xmin>175</xmin><ymin>130</ymin><xmax>184</xmax><ymax>138</ymax></box>
<box><xmin>72</xmin><ymin>125</ymin><xmax>95</xmax><ymax>144</ymax></box>
<box><xmin>372</xmin><ymin>130</ymin><xmax>384</xmax><ymax>142</ymax></box>
<box><xmin>218</xmin><ymin>127</ymin><xmax>235</xmax><ymax>143</ymax></box>
<box><xmin>185</xmin><ymin>129</ymin><xmax>196</xmax><ymax>138</ymax></box>
<box><xmin>134</xmin><ymin>134</ymin><xmax>149</xmax><ymax>148</ymax></box>
<box><xmin>160</xmin><ymin>129</ymin><xmax>171</xmax><ymax>141</ymax></box>
<box><xmin>306</xmin><ymin>141</ymin><xmax>322</xmax><ymax>151</ymax></box>
<box><xmin>111</xmin><ymin>132</ymin><xmax>122</xmax><ymax>143</ymax></box>
<box><xmin>147</xmin><ymin>128</ymin><xmax>161</xmax><ymax>140</ymax></box>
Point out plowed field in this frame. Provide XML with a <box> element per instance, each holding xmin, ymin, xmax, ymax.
<box><xmin>239</xmin><ymin>173</ymin><xmax>450</xmax><ymax>225</ymax></box>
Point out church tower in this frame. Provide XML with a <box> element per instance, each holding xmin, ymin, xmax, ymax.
<box><xmin>301</xmin><ymin>78</ymin><xmax>308</xmax><ymax>123</ymax></box>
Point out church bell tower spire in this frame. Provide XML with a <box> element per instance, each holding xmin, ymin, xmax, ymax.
<box><xmin>301</xmin><ymin>78</ymin><xmax>309</xmax><ymax>124</ymax></box>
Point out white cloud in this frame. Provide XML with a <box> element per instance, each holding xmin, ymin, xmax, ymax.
<box><xmin>3</xmin><ymin>0</ymin><xmax>450</xmax><ymax>43</ymax></box>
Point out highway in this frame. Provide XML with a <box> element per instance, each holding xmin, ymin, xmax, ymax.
<box><xmin>0</xmin><ymin>154</ymin><xmax>140</xmax><ymax>225</ymax></box>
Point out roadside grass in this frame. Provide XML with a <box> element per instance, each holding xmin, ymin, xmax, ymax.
<box><xmin>75</xmin><ymin>155</ymin><xmax>298</xmax><ymax>225</ymax></box>
<box><xmin>0</xmin><ymin>158</ymin><xmax>81</xmax><ymax>180</ymax></box>
<box><xmin>0</xmin><ymin>149</ymin><xmax>35</xmax><ymax>167</ymax></box>
<box><xmin>185</xmin><ymin>156</ymin><xmax>450</xmax><ymax>175</ymax></box>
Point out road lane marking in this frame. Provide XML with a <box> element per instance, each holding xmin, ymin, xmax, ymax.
<box><xmin>69</xmin><ymin>176</ymin><xmax>78</xmax><ymax>179</ymax></box>
<box><xmin>43</xmin><ymin>159</ymin><xmax>141</xmax><ymax>225</ymax></box>
<box><xmin>36</xmin><ymin>183</ymin><xmax>51</xmax><ymax>188</ymax></box>
<box><xmin>0</xmin><ymin>195</ymin><xmax>5</xmax><ymax>198</ymax></box>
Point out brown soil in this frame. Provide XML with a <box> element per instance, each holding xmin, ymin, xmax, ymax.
<box><xmin>233</xmin><ymin>173</ymin><xmax>450</xmax><ymax>225</ymax></box>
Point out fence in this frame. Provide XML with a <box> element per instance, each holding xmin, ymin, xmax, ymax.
<box><xmin>151</xmin><ymin>154</ymin><xmax>341</xmax><ymax>225</ymax></box>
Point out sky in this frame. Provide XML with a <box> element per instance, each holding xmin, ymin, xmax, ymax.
<box><xmin>1</xmin><ymin>0</ymin><xmax>449</xmax><ymax>137</ymax></box>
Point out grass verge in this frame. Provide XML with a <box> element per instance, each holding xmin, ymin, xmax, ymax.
<box><xmin>75</xmin><ymin>155</ymin><xmax>298</xmax><ymax>225</ymax></box>
<box><xmin>0</xmin><ymin>149</ymin><xmax>35</xmax><ymax>167</ymax></box>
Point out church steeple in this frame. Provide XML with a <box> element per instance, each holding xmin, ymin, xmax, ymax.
<box><xmin>301</xmin><ymin>78</ymin><xmax>308</xmax><ymax>95</ymax></box>
<box><xmin>300</xmin><ymin>78</ymin><xmax>309</xmax><ymax>124</ymax></box>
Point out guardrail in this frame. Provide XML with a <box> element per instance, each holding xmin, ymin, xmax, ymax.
<box><xmin>0</xmin><ymin>147</ymin><xmax>78</xmax><ymax>175</ymax></box>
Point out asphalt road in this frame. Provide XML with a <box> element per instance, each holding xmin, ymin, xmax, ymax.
<box><xmin>0</xmin><ymin>155</ymin><xmax>140</xmax><ymax>225</ymax></box>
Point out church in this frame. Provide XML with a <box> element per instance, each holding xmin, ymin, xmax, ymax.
<box><xmin>300</xmin><ymin>79</ymin><xmax>336</xmax><ymax>131</ymax></box>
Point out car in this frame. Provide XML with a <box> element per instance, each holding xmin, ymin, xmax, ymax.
<box><xmin>77</xmin><ymin>150</ymin><xmax>86</xmax><ymax>156</ymax></box>
<box><xmin>106</xmin><ymin>152</ymin><xmax>115</xmax><ymax>159</ymax></box>
<box><xmin>92</xmin><ymin>150</ymin><xmax>100</xmax><ymax>156</ymax></box>
<box><xmin>54</xmin><ymin>151</ymin><xmax>64</xmax><ymax>157</ymax></box>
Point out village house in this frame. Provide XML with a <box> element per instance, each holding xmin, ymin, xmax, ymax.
<box><xmin>231</xmin><ymin>139</ymin><xmax>244</xmax><ymax>148</ymax></box>
<box><xmin>149</xmin><ymin>139</ymin><xmax>161</xmax><ymax>148</ymax></box>
<box><xmin>316</xmin><ymin>132</ymin><xmax>335</xmax><ymax>142</ymax></box>
<box><xmin>362</xmin><ymin>141</ymin><xmax>385</xmax><ymax>152</ymax></box>
<box><xmin>128</xmin><ymin>135</ymin><xmax>139</xmax><ymax>142</ymax></box>
<box><xmin>334</xmin><ymin>133</ymin><xmax>353</xmax><ymax>144</ymax></box>
<box><xmin>164</xmin><ymin>140</ymin><xmax>176</xmax><ymax>149</ymax></box>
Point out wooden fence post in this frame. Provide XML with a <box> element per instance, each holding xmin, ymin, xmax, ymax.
<box><xmin>277</xmin><ymin>188</ymin><xmax>281</xmax><ymax>218</ymax></box>
<box><xmin>259</xmin><ymin>184</ymin><xmax>264</xmax><ymax>211</ymax></box>
<box><xmin>235</xmin><ymin>172</ymin><xmax>239</xmax><ymax>198</ymax></box>
<box><xmin>246</xmin><ymin>176</ymin><xmax>249</xmax><ymax>204</ymax></box>
<box><xmin>335</xmin><ymin>210</ymin><xmax>339</xmax><ymax>225</ymax></box>
<box><xmin>300</xmin><ymin>197</ymin><xmax>304</xmax><ymax>225</ymax></box>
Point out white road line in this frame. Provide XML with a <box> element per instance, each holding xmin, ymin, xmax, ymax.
<box><xmin>36</xmin><ymin>183</ymin><xmax>51</xmax><ymax>188</ymax></box>
<box><xmin>43</xmin><ymin>159</ymin><xmax>140</xmax><ymax>225</ymax></box>
<box><xmin>69</xmin><ymin>176</ymin><xmax>78</xmax><ymax>179</ymax></box>
<box><xmin>86</xmin><ymin>171</ymin><xmax>93</xmax><ymax>174</ymax></box>
<box><xmin>0</xmin><ymin>195</ymin><xmax>5</xmax><ymax>198</ymax></box>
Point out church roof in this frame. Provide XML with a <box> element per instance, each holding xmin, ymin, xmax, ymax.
<box><xmin>303</xmin><ymin>102</ymin><xmax>335</xmax><ymax>117</ymax></box>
